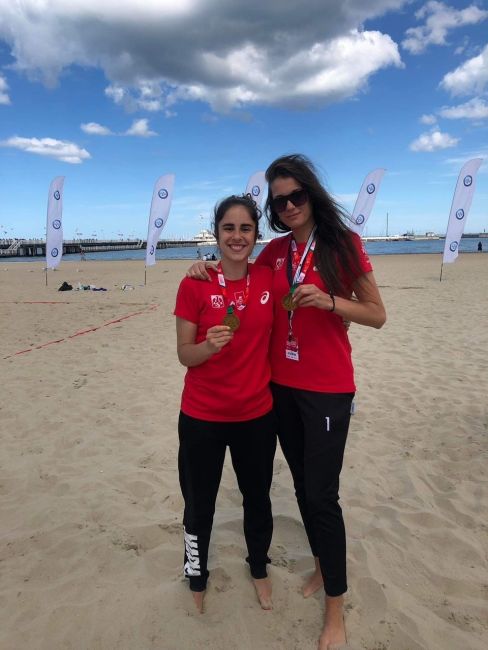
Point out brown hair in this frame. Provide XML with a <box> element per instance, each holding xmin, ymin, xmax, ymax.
<box><xmin>265</xmin><ymin>154</ymin><xmax>362</xmax><ymax>295</ymax></box>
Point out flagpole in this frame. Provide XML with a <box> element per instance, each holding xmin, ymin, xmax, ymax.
<box><xmin>144</xmin><ymin>266</ymin><xmax>147</xmax><ymax>286</ymax></box>
<box><xmin>439</xmin><ymin>262</ymin><xmax>443</xmax><ymax>282</ymax></box>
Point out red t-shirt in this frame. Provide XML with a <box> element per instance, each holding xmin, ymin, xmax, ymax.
<box><xmin>174</xmin><ymin>265</ymin><xmax>274</xmax><ymax>421</ymax></box>
<box><xmin>255</xmin><ymin>232</ymin><xmax>372</xmax><ymax>393</ymax></box>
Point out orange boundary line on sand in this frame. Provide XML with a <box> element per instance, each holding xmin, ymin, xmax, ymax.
<box><xmin>3</xmin><ymin>304</ymin><xmax>159</xmax><ymax>359</ymax></box>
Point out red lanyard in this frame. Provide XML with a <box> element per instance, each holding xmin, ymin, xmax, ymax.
<box><xmin>287</xmin><ymin>226</ymin><xmax>317</xmax><ymax>289</ymax></box>
<box><xmin>217</xmin><ymin>266</ymin><xmax>250</xmax><ymax>311</ymax></box>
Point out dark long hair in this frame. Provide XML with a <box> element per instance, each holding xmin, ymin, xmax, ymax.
<box><xmin>265</xmin><ymin>154</ymin><xmax>362</xmax><ymax>296</ymax></box>
<box><xmin>212</xmin><ymin>194</ymin><xmax>261</xmax><ymax>243</ymax></box>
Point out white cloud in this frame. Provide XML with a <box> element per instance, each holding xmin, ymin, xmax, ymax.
<box><xmin>0</xmin><ymin>136</ymin><xmax>91</xmax><ymax>163</ymax></box>
<box><xmin>124</xmin><ymin>118</ymin><xmax>157</xmax><ymax>137</ymax></box>
<box><xmin>81</xmin><ymin>122</ymin><xmax>113</xmax><ymax>135</ymax></box>
<box><xmin>0</xmin><ymin>0</ymin><xmax>406</xmax><ymax>112</ymax></box>
<box><xmin>0</xmin><ymin>75</ymin><xmax>10</xmax><ymax>104</ymax></box>
<box><xmin>439</xmin><ymin>97</ymin><xmax>488</xmax><ymax>119</ymax></box>
<box><xmin>420</xmin><ymin>113</ymin><xmax>437</xmax><ymax>124</ymax></box>
<box><xmin>409</xmin><ymin>129</ymin><xmax>459</xmax><ymax>152</ymax></box>
<box><xmin>402</xmin><ymin>1</ymin><xmax>488</xmax><ymax>54</ymax></box>
<box><xmin>440</xmin><ymin>43</ymin><xmax>488</xmax><ymax>96</ymax></box>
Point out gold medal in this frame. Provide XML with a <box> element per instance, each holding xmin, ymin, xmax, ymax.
<box><xmin>223</xmin><ymin>307</ymin><xmax>240</xmax><ymax>332</ymax></box>
<box><xmin>281</xmin><ymin>293</ymin><xmax>295</xmax><ymax>310</ymax></box>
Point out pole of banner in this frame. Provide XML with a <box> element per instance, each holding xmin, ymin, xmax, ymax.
<box><xmin>45</xmin><ymin>267</ymin><xmax>48</xmax><ymax>286</ymax></box>
<box><xmin>144</xmin><ymin>267</ymin><xmax>147</xmax><ymax>286</ymax></box>
<box><xmin>439</xmin><ymin>262</ymin><xmax>444</xmax><ymax>282</ymax></box>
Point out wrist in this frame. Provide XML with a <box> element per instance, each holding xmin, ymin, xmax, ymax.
<box><xmin>329</xmin><ymin>292</ymin><xmax>335</xmax><ymax>312</ymax></box>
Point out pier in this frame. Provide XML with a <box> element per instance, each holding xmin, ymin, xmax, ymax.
<box><xmin>0</xmin><ymin>237</ymin><xmax>207</xmax><ymax>258</ymax></box>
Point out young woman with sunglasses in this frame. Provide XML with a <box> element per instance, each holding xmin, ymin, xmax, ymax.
<box><xmin>174</xmin><ymin>194</ymin><xmax>276</xmax><ymax>614</ymax></box>
<box><xmin>257</xmin><ymin>154</ymin><xmax>385</xmax><ymax>649</ymax></box>
<box><xmin>186</xmin><ymin>156</ymin><xmax>386</xmax><ymax>648</ymax></box>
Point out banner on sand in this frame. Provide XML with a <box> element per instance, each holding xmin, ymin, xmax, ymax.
<box><xmin>348</xmin><ymin>168</ymin><xmax>386</xmax><ymax>235</ymax></box>
<box><xmin>442</xmin><ymin>158</ymin><xmax>483</xmax><ymax>264</ymax></box>
<box><xmin>245</xmin><ymin>171</ymin><xmax>266</xmax><ymax>207</ymax></box>
<box><xmin>145</xmin><ymin>174</ymin><xmax>175</xmax><ymax>267</ymax></box>
<box><xmin>45</xmin><ymin>176</ymin><xmax>65</xmax><ymax>270</ymax></box>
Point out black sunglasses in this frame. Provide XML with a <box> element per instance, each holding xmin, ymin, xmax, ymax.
<box><xmin>271</xmin><ymin>188</ymin><xmax>308</xmax><ymax>213</ymax></box>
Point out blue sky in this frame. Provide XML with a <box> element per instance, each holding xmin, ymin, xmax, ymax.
<box><xmin>0</xmin><ymin>0</ymin><xmax>487</xmax><ymax>240</ymax></box>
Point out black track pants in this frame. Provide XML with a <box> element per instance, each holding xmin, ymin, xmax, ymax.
<box><xmin>178</xmin><ymin>410</ymin><xmax>277</xmax><ymax>592</ymax></box>
<box><xmin>271</xmin><ymin>383</ymin><xmax>353</xmax><ymax>597</ymax></box>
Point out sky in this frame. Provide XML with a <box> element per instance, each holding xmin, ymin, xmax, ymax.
<box><xmin>0</xmin><ymin>0</ymin><xmax>487</xmax><ymax>240</ymax></box>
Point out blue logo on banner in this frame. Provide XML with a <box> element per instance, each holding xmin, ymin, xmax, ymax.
<box><xmin>52</xmin><ymin>219</ymin><xmax>61</xmax><ymax>229</ymax></box>
<box><xmin>150</xmin><ymin>245</ymin><xmax>155</xmax><ymax>255</ymax></box>
<box><xmin>455</xmin><ymin>209</ymin><xmax>464</xmax><ymax>220</ymax></box>
<box><xmin>154</xmin><ymin>218</ymin><xmax>164</xmax><ymax>228</ymax></box>
<box><xmin>367</xmin><ymin>183</ymin><xmax>375</xmax><ymax>194</ymax></box>
<box><xmin>450</xmin><ymin>241</ymin><xmax>458</xmax><ymax>252</ymax></box>
<box><xmin>463</xmin><ymin>175</ymin><xmax>472</xmax><ymax>187</ymax></box>
<box><xmin>54</xmin><ymin>190</ymin><xmax>61</xmax><ymax>200</ymax></box>
<box><xmin>252</xmin><ymin>185</ymin><xmax>260</xmax><ymax>196</ymax></box>
<box><xmin>51</xmin><ymin>247</ymin><xmax>59</xmax><ymax>257</ymax></box>
<box><xmin>158</xmin><ymin>189</ymin><xmax>168</xmax><ymax>199</ymax></box>
<box><xmin>355</xmin><ymin>214</ymin><xmax>365</xmax><ymax>225</ymax></box>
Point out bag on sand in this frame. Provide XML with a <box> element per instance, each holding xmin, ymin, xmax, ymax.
<box><xmin>58</xmin><ymin>281</ymin><xmax>73</xmax><ymax>291</ymax></box>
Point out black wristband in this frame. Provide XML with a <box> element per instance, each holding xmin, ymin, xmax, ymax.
<box><xmin>329</xmin><ymin>292</ymin><xmax>335</xmax><ymax>312</ymax></box>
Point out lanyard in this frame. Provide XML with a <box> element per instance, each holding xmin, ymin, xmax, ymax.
<box><xmin>285</xmin><ymin>226</ymin><xmax>316</xmax><ymax>336</ymax></box>
<box><xmin>217</xmin><ymin>266</ymin><xmax>250</xmax><ymax>311</ymax></box>
<box><xmin>286</xmin><ymin>226</ymin><xmax>317</xmax><ymax>289</ymax></box>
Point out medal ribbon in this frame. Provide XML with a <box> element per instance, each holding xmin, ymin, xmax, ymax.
<box><xmin>217</xmin><ymin>265</ymin><xmax>250</xmax><ymax>313</ymax></box>
<box><xmin>285</xmin><ymin>226</ymin><xmax>317</xmax><ymax>340</ymax></box>
<box><xmin>286</xmin><ymin>226</ymin><xmax>317</xmax><ymax>289</ymax></box>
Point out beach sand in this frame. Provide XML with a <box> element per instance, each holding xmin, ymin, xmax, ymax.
<box><xmin>1</xmin><ymin>254</ymin><xmax>487</xmax><ymax>650</ymax></box>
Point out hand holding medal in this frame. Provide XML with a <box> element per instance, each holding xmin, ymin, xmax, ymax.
<box><xmin>205</xmin><ymin>324</ymin><xmax>234</xmax><ymax>354</ymax></box>
<box><xmin>282</xmin><ymin>226</ymin><xmax>317</xmax><ymax>312</ymax></box>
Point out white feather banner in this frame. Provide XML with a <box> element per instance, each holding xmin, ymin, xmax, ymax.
<box><xmin>145</xmin><ymin>174</ymin><xmax>175</xmax><ymax>267</ymax></box>
<box><xmin>442</xmin><ymin>158</ymin><xmax>483</xmax><ymax>264</ymax></box>
<box><xmin>45</xmin><ymin>176</ymin><xmax>65</xmax><ymax>269</ymax></box>
<box><xmin>246</xmin><ymin>171</ymin><xmax>266</xmax><ymax>207</ymax></box>
<box><xmin>348</xmin><ymin>168</ymin><xmax>386</xmax><ymax>235</ymax></box>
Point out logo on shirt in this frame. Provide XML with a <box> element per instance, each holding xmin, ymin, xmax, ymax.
<box><xmin>210</xmin><ymin>295</ymin><xmax>224</xmax><ymax>309</ymax></box>
<box><xmin>260</xmin><ymin>291</ymin><xmax>270</xmax><ymax>304</ymax></box>
<box><xmin>275</xmin><ymin>257</ymin><xmax>284</xmax><ymax>270</ymax></box>
<box><xmin>234</xmin><ymin>291</ymin><xmax>245</xmax><ymax>310</ymax></box>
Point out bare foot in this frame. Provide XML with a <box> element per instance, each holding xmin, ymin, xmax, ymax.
<box><xmin>303</xmin><ymin>557</ymin><xmax>323</xmax><ymax>598</ymax></box>
<box><xmin>191</xmin><ymin>590</ymin><xmax>205</xmax><ymax>613</ymax></box>
<box><xmin>252</xmin><ymin>577</ymin><xmax>273</xmax><ymax>610</ymax></box>
<box><xmin>317</xmin><ymin>595</ymin><xmax>346</xmax><ymax>649</ymax></box>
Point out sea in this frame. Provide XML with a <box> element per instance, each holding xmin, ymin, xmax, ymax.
<box><xmin>2</xmin><ymin>237</ymin><xmax>486</xmax><ymax>263</ymax></box>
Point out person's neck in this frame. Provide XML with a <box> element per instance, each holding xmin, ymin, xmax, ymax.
<box><xmin>292</xmin><ymin>223</ymin><xmax>315</xmax><ymax>244</ymax></box>
<box><xmin>220</xmin><ymin>258</ymin><xmax>248</xmax><ymax>280</ymax></box>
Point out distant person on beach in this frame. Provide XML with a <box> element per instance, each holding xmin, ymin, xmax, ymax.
<box><xmin>478</xmin><ymin>241</ymin><xmax>482</xmax><ymax>252</ymax></box>
<box><xmin>174</xmin><ymin>194</ymin><xmax>276</xmax><ymax>614</ymax></box>
<box><xmin>80</xmin><ymin>248</ymin><xmax>86</xmax><ymax>261</ymax></box>
<box><xmin>186</xmin><ymin>154</ymin><xmax>386</xmax><ymax>648</ymax></box>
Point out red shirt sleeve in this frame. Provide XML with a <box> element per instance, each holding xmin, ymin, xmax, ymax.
<box><xmin>352</xmin><ymin>232</ymin><xmax>373</xmax><ymax>275</ymax></box>
<box><xmin>254</xmin><ymin>240</ymin><xmax>276</xmax><ymax>268</ymax></box>
<box><xmin>174</xmin><ymin>277</ymin><xmax>201</xmax><ymax>324</ymax></box>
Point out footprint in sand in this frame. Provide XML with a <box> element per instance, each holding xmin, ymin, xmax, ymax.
<box><xmin>73</xmin><ymin>377</ymin><xmax>87</xmax><ymax>389</ymax></box>
<box><xmin>211</xmin><ymin>567</ymin><xmax>233</xmax><ymax>593</ymax></box>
